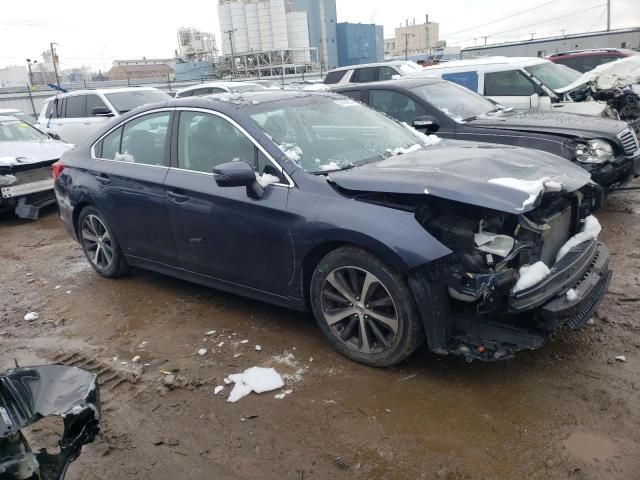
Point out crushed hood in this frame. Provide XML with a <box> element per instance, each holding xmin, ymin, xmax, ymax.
<box><xmin>0</xmin><ymin>141</ymin><xmax>71</xmax><ymax>171</ymax></box>
<box><xmin>0</xmin><ymin>365</ymin><xmax>100</xmax><ymax>480</ymax></box>
<box><xmin>556</xmin><ymin>56</ymin><xmax>640</xmax><ymax>94</ymax></box>
<box><xmin>328</xmin><ymin>140</ymin><xmax>591</xmax><ymax>214</ymax></box>
<box><xmin>468</xmin><ymin>109</ymin><xmax>627</xmax><ymax>138</ymax></box>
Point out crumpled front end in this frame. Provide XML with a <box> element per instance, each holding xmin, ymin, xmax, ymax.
<box><xmin>0</xmin><ymin>365</ymin><xmax>100</xmax><ymax>480</ymax></box>
<box><xmin>409</xmin><ymin>181</ymin><xmax>611</xmax><ymax>361</ymax></box>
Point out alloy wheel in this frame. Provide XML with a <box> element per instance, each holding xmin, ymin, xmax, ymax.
<box><xmin>81</xmin><ymin>214</ymin><xmax>114</xmax><ymax>271</ymax></box>
<box><xmin>320</xmin><ymin>266</ymin><xmax>399</xmax><ymax>354</ymax></box>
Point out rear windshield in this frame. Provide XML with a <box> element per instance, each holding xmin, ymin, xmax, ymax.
<box><xmin>0</xmin><ymin>120</ymin><xmax>48</xmax><ymax>142</ymax></box>
<box><xmin>104</xmin><ymin>90</ymin><xmax>171</xmax><ymax>114</ymax></box>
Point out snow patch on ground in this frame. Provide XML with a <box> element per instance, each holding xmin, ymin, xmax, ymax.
<box><xmin>271</xmin><ymin>353</ymin><xmax>308</xmax><ymax>383</ymax></box>
<box><xmin>513</xmin><ymin>261</ymin><xmax>551</xmax><ymax>293</ymax></box>
<box><xmin>556</xmin><ymin>215</ymin><xmax>602</xmax><ymax>262</ymax></box>
<box><xmin>226</xmin><ymin>367</ymin><xmax>284</xmax><ymax>403</ymax></box>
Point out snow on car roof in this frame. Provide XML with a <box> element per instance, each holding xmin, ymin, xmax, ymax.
<box><xmin>42</xmin><ymin>86</ymin><xmax>163</xmax><ymax>103</ymax></box>
<box><xmin>328</xmin><ymin>60</ymin><xmax>420</xmax><ymax>73</ymax></box>
<box><xmin>175</xmin><ymin>81</ymin><xmax>264</xmax><ymax>94</ymax></box>
<box><xmin>420</xmin><ymin>56</ymin><xmax>548</xmax><ymax>71</ymax></box>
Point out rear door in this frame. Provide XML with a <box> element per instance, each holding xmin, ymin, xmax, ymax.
<box><xmin>164</xmin><ymin>109</ymin><xmax>293</xmax><ymax>295</ymax></box>
<box><xmin>90</xmin><ymin>110</ymin><xmax>177</xmax><ymax>265</ymax></box>
<box><xmin>483</xmin><ymin>69</ymin><xmax>541</xmax><ymax>109</ymax></box>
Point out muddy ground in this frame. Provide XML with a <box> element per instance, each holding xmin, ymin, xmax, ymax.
<box><xmin>1</xmin><ymin>187</ymin><xmax>640</xmax><ymax>480</ymax></box>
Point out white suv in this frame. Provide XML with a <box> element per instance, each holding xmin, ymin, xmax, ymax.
<box><xmin>323</xmin><ymin>61</ymin><xmax>422</xmax><ymax>87</ymax></box>
<box><xmin>36</xmin><ymin>87</ymin><xmax>171</xmax><ymax>145</ymax></box>
<box><xmin>174</xmin><ymin>81</ymin><xmax>267</xmax><ymax>98</ymax></box>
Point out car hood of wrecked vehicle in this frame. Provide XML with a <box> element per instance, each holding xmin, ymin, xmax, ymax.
<box><xmin>466</xmin><ymin>109</ymin><xmax>628</xmax><ymax>139</ymax></box>
<box><xmin>555</xmin><ymin>55</ymin><xmax>640</xmax><ymax>94</ymax></box>
<box><xmin>0</xmin><ymin>140</ymin><xmax>72</xmax><ymax>171</ymax></box>
<box><xmin>327</xmin><ymin>140</ymin><xmax>591</xmax><ymax>214</ymax></box>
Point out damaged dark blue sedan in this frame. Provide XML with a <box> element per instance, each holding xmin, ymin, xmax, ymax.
<box><xmin>53</xmin><ymin>91</ymin><xmax>611</xmax><ymax>366</ymax></box>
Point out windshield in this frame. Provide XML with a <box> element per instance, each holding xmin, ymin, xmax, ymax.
<box><xmin>524</xmin><ymin>62</ymin><xmax>582</xmax><ymax>91</ymax></box>
<box><xmin>411</xmin><ymin>81</ymin><xmax>497</xmax><ymax>121</ymax></box>
<box><xmin>0</xmin><ymin>119</ymin><xmax>48</xmax><ymax>142</ymax></box>
<box><xmin>250</xmin><ymin>96</ymin><xmax>437</xmax><ymax>173</ymax></box>
<box><xmin>229</xmin><ymin>84</ymin><xmax>267</xmax><ymax>93</ymax></box>
<box><xmin>104</xmin><ymin>89</ymin><xmax>171</xmax><ymax>114</ymax></box>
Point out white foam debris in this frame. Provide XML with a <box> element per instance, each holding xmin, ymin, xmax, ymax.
<box><xmin>556</xmin><ymin>215</ymin><xmax>602</xmax><ymax>262</ymax></box>
<box><xmin>54</xmin><ymin>285</ymin><xmax>61</xmax><ymax>290</ymax></box>
<box><xmin>223</xmin><ymin>377</ymin><xmax>232</xmax><ymax>385</ymax></box>
<box><xmin>274</xmin><ymin>393</ymin><xmax>286</xmax><ymax>400</ymax></box>
<box><xmin>112</xmin><ymin>357</ymin><xmax>118</xmax><ymax>362</ymax></box>
<box><xmin>226</xmin><ymin>367</ymin><xmax>284</xmax><ymax>403</ymax></box>
<box><xmin>257</xmin><ymin>173</ymin><xmax>280</xmax><ymax>188</ymax></box>
<box><xmin>197</xmin><ymin>348</ymin><xmax>208</xmax><ymax>356</ymax></box>
<box><xmin>566</xmin><ymin>289</ymin><xmax>578</xmax><ymax>301</ymax></box>
<box><xmin>23</xmin><ymin>312</ymin><xmax>39</xmax><ymax>321</ymax></box>
<box><xmin>217</xmin><ymin>342</ymin><xmax>225</xmax><ymax>348</ymax></box>
<box><xmin>284</xmin><ymin>389</ymin><xmax>293</xmax><ymax>395</ymax></box>
<box><xmin>240</xmin><ymin>340</ymin><xmax>249</xmax><ymax>344</ymax></box>
<box><xmin>586</xmin><ymin>318</ymin><xmax>595</xmax><ymax>325</ymax></box>
<box><xmin>615</xmin><ymin>355</ymin><xmax>626</xmax><ymax>362</ymax></box>
<box><xmin>255</xmin><ymin>345</ymin><xmax>262</xmax><ymax>352</ymax></box>
<box><xmin>121</xmin><ymin>361</ymin><xmax>128</xmax><ymax>365</ymax></box>
<box><xmin>513</xmin><ymin>261</ymin><xmax>551</xmax><ymax>293</ymax></box>
<box><xmin>65</xmin><ymin>290</ymin><xmax>71</xmax><ymax>294</ymax></box>
<box><xmin>206</xmin><ymin>330</ymin><xmax>216</xmax><ymax>335</ymax></box>
<box><xmin>214</xmin><ymin>386</ymin><xmax>224</xmax><ymax>395</ymax></box>
<box><xmin>131</xmin><ymin>356</ymin><xmax>141</xmax><ymax>363</ymax></box>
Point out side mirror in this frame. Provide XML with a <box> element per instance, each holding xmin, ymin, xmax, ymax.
<box><xmin>529</xmin><ymin>93</ymin><xmax>540</xmax><ymax>109</ymax></box>
<box><xmin>92</xmin><ymin>107</ymin><xmax>114</xmax><ymax>117</ymax></box>
<box><xmin>213</xmin><ymin>161</ymin><xmax>264</xmax><ymax>199</ymax></box>
<box><xmin>413</xmin><ymin>115</ymin><xmax>440</xmax><ymax>133</ymax></box>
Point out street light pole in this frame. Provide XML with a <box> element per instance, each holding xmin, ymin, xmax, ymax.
<box><xmin>224</xmin><ymin>29</ymin><xmax>238</xmax><ymax>79</ymax></box>
<box><xmin>401</xmin><ymin>33</ymin><xmax>415</xmax><ymax>61</ymax></box>
<box><xmin>26</xmin><ymin>59</ymin><xmax>34</xmax><ymax>86</ymax></box>
<box><xmin>50</xmin><ymin>42</ymin><xmax>61</xmax><ymax>86</ymax></box>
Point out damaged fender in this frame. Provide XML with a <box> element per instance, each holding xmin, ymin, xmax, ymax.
<box><xmin>0</xmin><ymin>365</ymin><xmax>100</xmax><ymax>480</ymax></box>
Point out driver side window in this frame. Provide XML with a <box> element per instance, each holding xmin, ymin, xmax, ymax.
<box><xmin>177</xmin><ymin>111</ymin><xmax>257</xmax><ymax>174</ymax></box>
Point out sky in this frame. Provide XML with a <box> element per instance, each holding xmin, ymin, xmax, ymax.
<box><xmin>0</xmin><ymin>0</ymin><xmax>638</xmax><ymax>71</ymax></box>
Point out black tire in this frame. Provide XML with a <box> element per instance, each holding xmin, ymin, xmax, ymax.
<box><xmin>310</xmin><ymin>246</ymin><xmax>424</xmax><ymax>367</ymax></box>
<box><xmin>77</xmin><ymin>206</ymin><xmax>130</xmax><ymax>278</ymax></box>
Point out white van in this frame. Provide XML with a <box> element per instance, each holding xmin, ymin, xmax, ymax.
<box><xmin>36</xmin><ymin>87</ymin><xmax>171</xmax><ymax>145</ymax></box>
<box><xmin>410</xmin><ymin>57</ymin><xmax>610</xmax><ymax>117</ymax></box>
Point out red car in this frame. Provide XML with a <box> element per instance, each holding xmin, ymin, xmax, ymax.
<box><xmin>547</xmin><ymin>48</ymin><xmax>639</xmax><ymax>73</ymax></box>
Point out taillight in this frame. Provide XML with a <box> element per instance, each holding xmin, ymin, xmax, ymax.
<box><xmin>51</xmin><ymin>161</ymin><xmax>65</xmax><ymax>180</ymax></box>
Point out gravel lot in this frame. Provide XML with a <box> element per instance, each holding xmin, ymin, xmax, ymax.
<box><xmin>1</xmin><ymin>185</ymin><xmax>639</xmax><ymax>480</ymax></box>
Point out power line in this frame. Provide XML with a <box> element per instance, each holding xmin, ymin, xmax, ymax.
<box><xmin>441</xmin><ymin>0</ymin><xmax>561</xmax><ymax>37</ymax></box>
<box><xmin>586</xmin><ymin>6</ymin><xmax>607</xmax><ymax>32</ymax></box>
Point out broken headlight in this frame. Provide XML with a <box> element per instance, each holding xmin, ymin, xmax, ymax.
<box><xmin>574</xmin><ymin>139</ymin><xmax>614</xmax><ymax>164</ymax></box>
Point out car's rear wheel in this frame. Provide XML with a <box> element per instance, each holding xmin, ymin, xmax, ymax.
<box><xmin>78</xmin><ymin>206</ymin><xmax>129</xmax><ymax>278</ymax></box>
<box><xmin>310</xmin><ymin>247</ymin><xmax>424</xmax><ymax>367</ymax></box>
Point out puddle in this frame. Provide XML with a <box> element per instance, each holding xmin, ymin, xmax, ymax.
<box><xmin>564</xmin><ymin>432</ymin><xmax>616</xmax><ymax>463</ymax></box>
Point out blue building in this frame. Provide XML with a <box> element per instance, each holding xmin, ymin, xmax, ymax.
<box><xmin>291</xmin><ymin>0</ymin><xmax>338</xmax><ymax>70</ymax></box>
<box><xmin>336</xmin><ymin>23</ymin><xmax>384</xmax><ymax>67</ymax></box>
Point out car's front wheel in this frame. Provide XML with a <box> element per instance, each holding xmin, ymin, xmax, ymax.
<box><xmin>77</xmin><ymin>206</ymin><xmax>129</xmax><ymax>278</ymax></box>
<box><xmin>310</xmin><ymin>247</ymin><xmax>424</xmax><ymax>367</ymax></box>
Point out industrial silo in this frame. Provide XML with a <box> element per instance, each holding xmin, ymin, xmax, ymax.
<box><xmin>286</xmin><ymin>11</ymin><xmax>310</xmax><ymax>62</ymax></box>
<box><xmin>218</xmin><ymin>1</ymin><xmax>233</xmax><ymax>55</ymax></box>
<box><xmin>230</xmin><ymin>1</ymin><xmax>249</xmax><ymax>53</ymax></box>
<box><xmin>258</xmin><ymin>1</ymin><xmax>274</xmax><ymax>50</ymax></box>
<box><xmin>245</xmin><ymin>1</ymin><xmax>262</xmax><ymax>52</ymax></box>
<box><xmin>270</xmin><ymin>0</ymin><xmax>288</xmax><ymax>50</ymax></box>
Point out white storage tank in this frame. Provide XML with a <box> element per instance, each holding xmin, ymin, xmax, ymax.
<box><xmin>258</xmin><ymin>1</ymin><xmax>274</xmax><ymax>50</ymax></box>
<box><xmin>218</xmin><ymin>2</ymin><xmax>233</xmax><ymax>55</ymax></box>
<box><xmin>270</xmin><ymin>0</ymin><xmax>288</xmax><ymax>50</ymax></box>
<box><xmin>230</xmin><ymin>1</ymin><xmax>249</xmax><ymax>54</ymax></box>
<box><xmin>245</xmin><ymin>2</ymin><xmax>262</xmax><ymax>52</ymax></box>
<box><xmin>286</xmin><ymin>11</ymin><xmax>311</xmax><ymax>62</ymax></box>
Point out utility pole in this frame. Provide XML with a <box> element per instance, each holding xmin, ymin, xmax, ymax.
<box><xmin>50</xmin><ymin>42</ymin><xmax>60</xmax><ymax>86</ymax></box>
<box><xmin>401</xmin><ymin>33</ymin><xmax>415</xmax><ymax>61</ymax></box>
<box><xmin>26</xmin><ymin>59</ymin><xmax>35</xmax><ymax>86</ymax></box>
<box><xmin>561</xmin><ymin>29</ymin><xmax>566</xmax><ymax>36</ymax></box>
<box><xmin>224</xmin><ymin>28</ymin><xmax>238</xmax><ymax>78</ymax></box>
<box><xmin>606</xmin><ymin>0</ymin><xmax>611</xmax><ymax>31</ymax></box>
<box><xmin>529</xmin><ymin>32</ymin><xmax>536</xmax><ymax>40</ymax></box>
<box><xmin>482</xmin><ymin>36</ymin><xmax>489</xmax><ymax>46</ymax></box>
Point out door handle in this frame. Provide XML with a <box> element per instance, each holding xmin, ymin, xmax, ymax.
<box><xmin>167</xmin><ymin>190</ymin><xmax>189</xmax><ymax>203</ymax></box>
<box><xmin>95</xmin><ymin>174</ymin><xmax>111</xmax><ymax>185</ymax></box>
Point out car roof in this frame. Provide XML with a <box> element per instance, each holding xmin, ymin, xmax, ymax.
<box><xmin>0</xmin><ymin>108</ymin><xmax>20</xmax><ymax>114</ymax></box>
<box><xmin>176</xmin><ymin>81</ymin><xmax>262</xmax><ymax>94</ymax></box>
<box><xmin>43</xmin><ymin>86</ymin><xmax>162</xmax><ymax>103</ymax></box>
<box><xmin>421</xmin><ymin>56</ymin><xmax>548</xmax><ymax>72</ymax></box>
<box><xmin>547</xmin><ymin>48</ymin><xmax>637</xmax><ymax>58</ymax></box>
<box><xmin>334</xmin><ymin>77</ymin><xmax>445</xmax><ymax>91</ymax></box>
<box><xmin>328</xmin><ymin>61</ymin><xmax>416</xmax><ymax>73</ymax></box>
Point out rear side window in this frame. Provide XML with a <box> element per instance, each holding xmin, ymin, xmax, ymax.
<box><xmin>379</xmin><ymin>67</ymin><xmax>397</xmax><ymax>81</ymax></box>
<box><xmin>64</xmin><ymin>96</ymin><xmax>86</xmax><ymax>118</ymax></box>
<box><xmin>484</xmin><ymin>70</ymin><xmax>536</xmax><ymax>96</ymax></box>
<box><xmin>191</xmin><ymin>87</ymin><xmax>213</xmax><ymax>96</ymax></box>
<box><xmin>178</xmin><ymin>89</ymin><xmax>194</xmax><ymax>98</ymax></box>
<box><xmin>86</xmin><ymin>95</ymin><xmax>109</xmax><ymax>116</ymax></box>
<box><xmin>351</xmin><ymin>67</ymin><xmax>379</xmax><ymax>83</ymax></box>
<box><xmin>323</xmin><ymin>70</ymin><xmax>347</xmax><ymax>85</ymax></box>
<box><xmin>100</xmin><ymin>127</ymin><xmax>122</xmax><ymax>159</ymax></box>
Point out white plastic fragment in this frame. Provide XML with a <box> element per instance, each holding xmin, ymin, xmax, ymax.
<box><xmin>240</xmin><ymin>340</ymin><xmax>249</xmax><ymax>344</ymax></box>
<box><xmin>566</xmin><ymin>289</ymin><xmax>578</xmax><ymax>301</ymax></box>
<box><xmin>255</xmin><ymin>345</ymin><xmax>262</xmax><ymax>351</ymax></box>
<box><xmin>23</xmin><ymin>312</ymin><xmax>39</xmax><ymax>321</ymax></box>
<box><xmin>586</xmin><ymin>318</ymin><xmax>595</xmax><ymax>325</ymax></box>
<box><xmin>214</xmin><ymin>386</ymin><xmax>224</xmax><ymax>395</ymax></box>
<box><xmin>54</xmin><ymin>285</ymin><xmax>61</xmax><ymax>290</ymax></box>
<box><xmin>223</xmin><ymin>377</ymin><xmax>232</xmax><ymax>385</ymax></box>
<box><xmin>197</xmin><ymin>348</ymin><xmax>207</xmax><ymax>356</ymax></box>
<box><xmin>274</xmin><ymin>393</ymin><xmax>286</xmax><ymax>400</ymax></box>
<box><xmin>206</xmin><ymin>330</ymin><xmax>216</xmax><ymax>335</ymax></box>
<box><xmin>556</xmin><ymin>215</ymin><xmax>602</xmax><ymax>262</ymax></box>
<box><xmin>284</xmin><ymin>389</ymin><xmax>293</xmax><ymax>395</ymax></box>
<box><xmin>131</xmin><ymin>356</ymin><xmax>141</xmax><ymax>363</ymax></box>
<box><xmin>513</xmin><ymin>261</ymin><xmax>551</xmax><ymax>293</ymax></box>
<box><xmin>226</xmin><ymin>367</ymin><xmax>285</xmax><ymax>403</ymax></box>
<box><xmin>217</xmin><ymin>342</ymin><xmax>225</xmax><ymax>347</ymax></box>
<box><xmin>615</xmin><ymin>355</ymin><xmax>626</xmax><ymax>362</ymax></box>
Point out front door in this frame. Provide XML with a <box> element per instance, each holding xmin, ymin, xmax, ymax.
<box><xmin>483</xmin><ymin>70</ymin><xmax>541</xmax><ymax>109</ymax></box>
<box><xmin>164</xmin><ymin>110</ymin><xmax>294</xmax><ymax>296</ymax></box>
<box><xmin>90</xmin><ymin>110</ymin><xmax>178</xmax><ymax>266</ymax></box>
